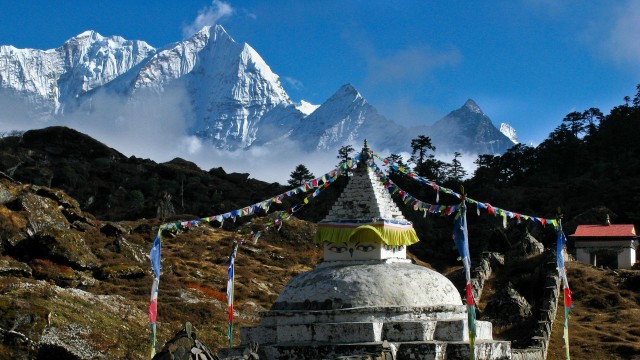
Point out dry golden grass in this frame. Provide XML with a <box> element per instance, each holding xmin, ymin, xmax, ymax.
<box><xmin>547</xmin><ymin>262</ymin><xmax>640</xmax><ymax>359</ymax></box>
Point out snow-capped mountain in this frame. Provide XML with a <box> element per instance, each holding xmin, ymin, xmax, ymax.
<box><xmin>289</xmin><ymin>84</ymin><xmax>407</xmax><ymax>152</ymax></box>
<box><xmin>105</xmin><ymin>25</ymin><xmax>292</xmax><ymax>149</ymax></box>
<box><xmin>0</xmin><ymin>25</ymin><xmax>515</xmax><ymax>157</ymax></box>
<box><xmin>500</xmin><ymin>123</ymin><xmax>519</xmax><ymax>144</ymax></box>
<box><xmin>0</xmin><ymin>31</ymin><xmax>155</xmax><ymax>117</ymax></box>
<box><xmin>411</xmin><ymin>99</ymin><xmax>514</xmax><ymax>155</ymax></box>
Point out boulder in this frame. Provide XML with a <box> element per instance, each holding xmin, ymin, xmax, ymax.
<box><xmin>97</xmin><ymin>265</ymin><xmax>145</xmax><ymax>280</ymax></box>
<box><xmin>0</xmin><ymin>257</ymin><xmax>32</xmax><ymax>277</ymax></box>
<box><xmin>505</xmin><ymin>232</ymin><xmax>544</xmax><ymax>263</ymax></box>
<box><xmin>27</xmin><ymin>228</ymin><xmax>100</xmax><ymax>270</ymax></box>
<box><xmin>483</xmin><ymin>282</ymin><xmax>532</xmax><ymax>325</ymax></box>
<box><xmin>0</xmin><ymin>179</ymin><xmax>16</xmax><ymax>205</ymax></box>
<box><xmin>153</xmin><ymin>322</ymin><xmax>218</xmax><ymax>360</ymax></box>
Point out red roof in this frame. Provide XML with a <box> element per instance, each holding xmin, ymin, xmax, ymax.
<box><xmin>571</xmin><ymin>224</ymin><xmax>636</xmax><ymax>238</ymax></box>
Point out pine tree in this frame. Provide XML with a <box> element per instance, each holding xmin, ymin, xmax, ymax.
<box><xmin>337</xmin><ymin>145</ymin><xmax>355</xmax><ymax>165</ymax></box>
<box><xmin>409</xmin><ymin>135</ymin><xmax>436</xmax><ymax>177</ymax></box>
<box><xmin>288</xmin><ymin>164</ymin><xmax>314</xmax><ymax>187</ymax></box>
<box><xmin>447</xmin><ymin>152</ymin><xmax>467</xmax><ymax>182</ymax></box>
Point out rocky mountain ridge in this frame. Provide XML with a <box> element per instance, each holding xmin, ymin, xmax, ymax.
<box><xmin>0</xmin><ymin>126</ymin><xmax>289</xmax><ymax>221</ymax></box>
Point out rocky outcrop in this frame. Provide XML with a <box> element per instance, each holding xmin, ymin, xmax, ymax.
<box><xmin>483</xmin><ymin>282</ymin><xmax>532</xmax><ymax>326</ymax></box>
<box><xmin>152</xmin><ymin>323</ymin><xmax>218</xmax><ymax>360</ymax></box>
<box><xmin>505</xmin><ymin>232</ymin><xmax>544</xmax><ymax>264</ymax></box>
<box><xmin>1</xmin><ymin>177</ymin><xmax>100</xmax><ymax>270</ymax></box>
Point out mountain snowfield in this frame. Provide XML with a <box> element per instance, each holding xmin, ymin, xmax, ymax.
<box><xmin>500</xmin><ymin>123</ymin><xmax>519</xmax><ymax>144</ymax></box>
<box><xmin>0</xmin><ymin>24</ymin><xmax>517</xmax><ymax>178</ymax></box>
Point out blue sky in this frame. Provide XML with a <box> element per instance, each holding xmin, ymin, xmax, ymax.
<box><xmin>1</xmin><ymin>0</ymin><xmax>638</xmax><ymax>147</ymax></box>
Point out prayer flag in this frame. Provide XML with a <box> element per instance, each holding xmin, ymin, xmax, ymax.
<box><xmin>150</xmin><ymin>234</ymin><xmax>161</xmax><ymax>278</ymax></box>
<box><xmin>227</xmin><ymin>241</ymin><xmax>239</xmax><ymax>349</ymax></box>
<box><xmin>453</xmin><ymin>205</ymin><xmax>475</xmax><ymax>360</ymax></box>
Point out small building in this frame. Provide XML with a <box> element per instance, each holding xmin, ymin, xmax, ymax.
<box><xmin>571</xmin><ymin>222</ymin><xmax>638</xmax><ymax>269</ymax></box>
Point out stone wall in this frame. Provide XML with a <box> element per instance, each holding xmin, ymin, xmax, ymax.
<box><xmin>511</xmin><ymin>250</ymin><xmax>561</xmax><ymax>360</ymax></box>
<box><xmin>470</xmin><ymin>252</ymin><xmax>503</xmax><ymax>301</ymax></box>
<box><xmin>470</xmin><ymin>250</ymin><xmax>562</xmax><ymax>360</ymax></box>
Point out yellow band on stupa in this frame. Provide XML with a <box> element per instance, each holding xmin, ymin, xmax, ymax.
<box><xmin>315</xmin><ymin>220</ymin><xmax>419</xmax><ymax>246</ymax></box>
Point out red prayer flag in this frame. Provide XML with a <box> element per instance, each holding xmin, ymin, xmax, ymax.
<box><xmin>564</xmin><ymin>287</ymin><xmax>572</xmax><ymax>308</ymax></box>
<box><xmin>466</xmin><ymin>283</ymin><xmax>475</xmax><ymax>306</ymax></box>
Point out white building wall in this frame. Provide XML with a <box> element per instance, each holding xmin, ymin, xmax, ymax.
<box><xmin>576</xmin><ymin>248</ymin><xmax>592</xmax><ymax>265</ymax></box>
<box><xmin>618</xmin><ymin>247</ymin><xmax>636</xmax><ymax>269</ymax></box>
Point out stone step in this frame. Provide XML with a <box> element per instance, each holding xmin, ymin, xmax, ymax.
<box><xmin>434</xmin><ymin>320</ymin><xmax>494</xmax><ymax>341</ymax></box>
<box><xmin>382</xmin><ymin>321</ymin><xmax>437</xmax><ymax>342</ymax></box>
<box><xmin>276</xmin><ymin>322</ymin><xmax>384</xmax><ymax>343</ymax></box>
<box><xmin>220</xmin><ymin>340</ymin><xmax>512</xmax><ymax>360</ymax></box>
<box><xmin>242</xmin><ymin>319</ymin><xmax>494</xmax><ymax>345</ymax></box>
<box><xmin>241</xmin><ymin>325</ymin><xmax>276</xmax><ymax>344</ymax></box>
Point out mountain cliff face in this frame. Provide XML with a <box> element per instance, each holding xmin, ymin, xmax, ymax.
<box><xmin>0</xmin><ymin>31</ymin><xmax>155</xmax><ymax>117</ymax></box>
<box><xmin>290</xmin><ymin>84</ymin><xmax>407</xmax><ymax>151</ymax></box>
<box><xmin>0</xmin><ymin>25</ymin><xmax>513</xmax><ymax>156</ymax></box>
<box><xmin>500</xmin><ymin>123</ymin><xmax>519</xmax><ymax>144</ymax></box>
<box><xmin>126</xmin><ymin>26</ymin><xmax>292</xmax><ymax>149</ymax></box>
<box><xmin>412</xmin><ymin>99</ymin><xmax>515</xmax><ymax>154</ymax></box>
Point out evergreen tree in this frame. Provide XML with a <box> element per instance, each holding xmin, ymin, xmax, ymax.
<box><xmin>425</xmin><ymin>154</ymin><xmax>448</xmax><ymax>183</ymax></box>
<box><xmin>409</xmin><ymin>135</ymin><xmax>436</xmax><ymax>177</ymax></box>
<box><xmin>473</xmin><ymin>154</ymin><xmax>499</xmax><ymax>184</ymax></box>
<box><xmin>582</xmin><ymin>107</ymin><xmax>603</xmax><ymax>137</ymax></box>
<box><xmin>337</xmin><ymin>145</ymin><xmax>355</xmax><ymax>165</ymax></box>
<box><xmin>447</xmin><ymin>152</ymin><xmax>467</xmax><ymax>183</ymax></box>
<box><xmin>385</xmin><ymin>153</ymin><xmax>406</xmax><ymax>176</ymax></box>
<box><xmin>562</xmin><ymin>111</ymin><xmax>586</xmax><ymax>137</ymax></box>
<box><xmin>288</xmin><ymin>164</ymin><xmax>314</xmax><ymax>187</ymax></box>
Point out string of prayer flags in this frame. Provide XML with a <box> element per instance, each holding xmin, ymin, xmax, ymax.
<box><xmin>453</xmin><ymin>202</ymin><xmax>476</xmax><ymax>360</ymax></box>
<box><xmin>369</xmin><ymin>161</ymin><xmax>460</xmax><ymax>217</ymax></box>
<box><xmin>162</xmin><ymin>168</ymin><xmax>340</xmax><ymax>233</ymax></box>
<box><xmin>148</xmin><ymin>231</ymin><xmax>162</xmax><ymax>358</ymax></box>
<box><xmin>147</xmin><ymin>163</ymin><xmax>344</xmax><ymax>354</ymax></box>
<box><xmin>374</xmin><ymin>153</ymin><xmax>556</xmax><ymax>227</ymax></box>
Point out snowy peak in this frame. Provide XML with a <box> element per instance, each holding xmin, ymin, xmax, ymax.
<box><xmin>332</xmin><ymin>83</ymin><xmax>362</xmax><ymax>102</ymax></box>
<box><xmin>463</xmin><ymin>98</ymin><xmax>483</xmax><ymax>114</ymax></box>
<box><xmin>424</xmin><ymin>99</ymin><xmax>514</xmax><ymax>154</ymax></box>
<box><xmin>1</xmin><ymin>26</ymin><xmax>518</xmax><ymax>158</ymax></box>
<box><xmin>295</xmin><ymin>100</ymin><xmax>319</xmax><ymax>116</ymax></box>
<box><xmin>290</xmin><ymin>83</ymin><xmax>405</xmax><ymax>151</ymax></box>
<box><xmin>500</xmin><ymin>123</ymin><xmax>519</xmax><ymax>144</ymax></box>
<box><xmin>125</xmin><ymin>25</ymin><xmax>291</xmax><ymax>148</ymax></box>
<box><xmin>0</xmin><ymin>31</ymin><xmax>155</xmax><ymax>116</ymax></box>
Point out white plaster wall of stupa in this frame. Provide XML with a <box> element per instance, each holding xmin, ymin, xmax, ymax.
<box><xmin>270</xmin><ymin>262</ymin><xmax>462</xmax><ymax>311</ymax></box>
<box><xmin>322</xmin><ymin>165</ymin><xmax>405</xmax><ymax>222</ymax></box>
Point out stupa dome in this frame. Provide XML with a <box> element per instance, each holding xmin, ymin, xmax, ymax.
<box><xmin>272</xmin><ymin>261</ymin><xmax>462</xmax><ymax>311</ymax></box>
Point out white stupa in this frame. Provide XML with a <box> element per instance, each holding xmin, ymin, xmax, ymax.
<box><xmin>220</xmin><ymin>142</ymin><xmax>511</xmax><ymax>359</ymax></box>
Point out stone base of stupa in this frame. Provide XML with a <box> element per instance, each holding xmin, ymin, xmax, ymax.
<box><xmin>221</xmin><ymin>340</ymin><xmax>510</xmax><ymax>360</ymax></box>
<box><xmin>219</xmin><ymin>261</ymin><xmax>511</xmax><ymax>359</ymax></box>
<box><xmin>219</xmin><ymin>306</ymin><xmax>511</xmax><ymax>359</ymax></box>
<box><xmin>219</xmin><ymin>312</ymin><xmax>511</xmax><ymax>360</ymax></box>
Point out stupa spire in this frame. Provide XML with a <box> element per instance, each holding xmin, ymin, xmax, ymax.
<box><xmin>314</xmin><ymin>141</ymin><xmax>419</xmax><ymax>261</ymax></box>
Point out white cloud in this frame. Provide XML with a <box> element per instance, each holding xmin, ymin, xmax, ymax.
<box><xmin>0</xmin><ymin>84</ymin><xmax>344</xmax><ymax>184</ymax></box>
<box><xmin>182</xmin><ymin>0</ymin><xmax>234</xmax><ymax>38</ymax></box>
<box><xmin>373</xmin><ymin>97</ymin><xmax>442</xmax><ymax>127</ymax></box>
<box><xmin>283</xmin><ymin>76</ymin><xmax>304</xmax><ymax>90</ymax></box>
<box><xmin>364</xmin><ymin>45</ymin><xmax>461</xmax><ymax>86</ymax></box>
<box><xmin>602</xmin><ymin>1</ymin><xmax>640</xmax><ymax>65</ymax></box>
